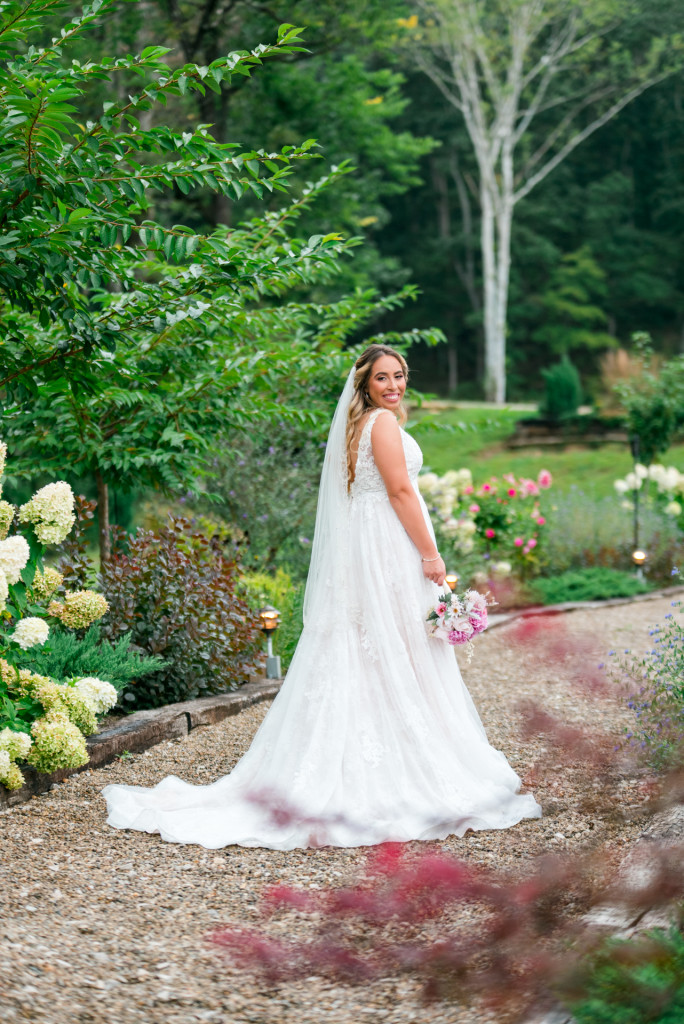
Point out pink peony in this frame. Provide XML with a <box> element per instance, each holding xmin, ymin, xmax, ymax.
<box><xmin>507</xmin><ymin>488</ymin><xmax>516</xmax><ymax>497</ymax></box>
<box><xmin>447</xmin><ymin>618</ymin><xmax>474</xmax><ymax>646</ymax></box>
<box><xmin>522</xmin><ymin>479</ymin><xmax>539</xmax><ymax>495</ymax></box>
<box><xmin>485</xmin><ymin>528</ymin><xmax>496</xmax><ymax>539</ymax></box>
<box><xmin>469</xmin><ymin>503</ymin><xmax>480</xmax><ymax>513</ymax></box>
<box><xmin>513</xmin><ymin>537</ymin><xmax>524</xmax><ymax>547</ymax></box>
<box><xmin>481</xmin><ymin>484</ymin><xmax>492</xmax><ymax>493</ymax></box>
<box><xmin>525</xmin><ymin>538</ymin><xmax>537</xmax><ymax>551</ymax></box>
<box><xmin>470</xmin><ymin>609</ymin><xmax>488</xmax><ymax>634</ymax></box>
<box><xmin>463</xmin><ymin>485</ymin><xmax>474</xmax><ymax>495</ymax></box>
<box><xmin>538</xmin><ymin>469</ymin><xmax>552</xmax><ymax>489</ymax></box>
<box><xmin>536</xmin><ymin>516</ymin><xmax>546</xmax><ymax>525</ymax></box>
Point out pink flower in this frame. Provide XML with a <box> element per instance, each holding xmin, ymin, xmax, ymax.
<box><xmin>485</xmin><ymin>528</ymin><xmax>496</xmax><ymax>539</ymax></box>
<box><xmin>481</xmin><ymin>484</ymin><xmax>492</xmax><ymax>493</ymax></box>
<box><xmin>507</xmin><ymin>488</ymin><xmax>516</xmax><ymax>497</ymax></box>
<box><xmin>470</xmin><ymin>609</ymin><xmax>488</xmax><ymax>634</ymax></box>
<box><xmin>436</xmin><ymin>602</ymin><xmax>447</xmax><ymax>616</ymax></box>
<box><xmin>538</xmin><ymin>470</ymin><xmax>552</xmax><ymax>489</ymax></box>
<box><xmin>469</xmin><ymin>503</ymin><xmax>480</xmax><ymax>513</ymax></box>
<box><xmin>525</xmin><ymin>538</ymin><xmax>537</xmax><ymax>551</ymax></box>
<box><xmin>536</xmin><ymin>516</ymin><xmax>546</xmax><ymax>525</ymax></box>
<box><xmin>463</xmin><ymin>485</ymin><xmax>474</xmax><ymax>495</ymax></box>
<box><xmin>522</xmin><ymin>478</ymin><xmax>539</xmax><ymax>495</ymax></box>
<box><xmin>513</xmin><ymin>537</ymin><xmax>524</xmax><ymax>547</ymax></box>
<box><xmin>503</xmin><ymin>474</ymin><xmax>516</xmax><ymax>485</ymax></box>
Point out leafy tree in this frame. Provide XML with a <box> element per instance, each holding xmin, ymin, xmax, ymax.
<box><xmin>0</xmin><ymin>0</ymin><xmax>444</xmax><ymax>561</ymax></box>
<box><xmin>532</xmin><ymin>247</ymin><xmax>616</xmax><ymax>358</ymax></box>
<box><xmin>401</xmin><ymin>0</ymin><xmax>684</xmax><ymax>400</ymax></box>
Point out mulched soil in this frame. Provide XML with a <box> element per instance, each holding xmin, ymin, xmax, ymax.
<box><xmin>0</xmin><ymin>595</ymin><xmax>678</xmax><ymax>1024</ymax></box>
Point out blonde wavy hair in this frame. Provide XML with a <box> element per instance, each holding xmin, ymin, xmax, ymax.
<box><xmin>346</xmin><ymin>344</ymin><xmax>409</xmax><ymax>490</ymax></box>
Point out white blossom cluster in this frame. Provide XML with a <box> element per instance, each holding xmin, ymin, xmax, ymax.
<box><xmin>72</xmin><ymin>677</ymin><xmax>118</xmax><ymax>716</ymax></box>
<box><xmin>418</xmin><ymin>468</ymin><xmax>472</xmax><ymax>517</ymax></box>
<box><xmin>19</xmin><ymin>481</ymin><xmax>75</xmax><ymax>545</ymax></box>
<box><xmin>0</xmin><ymin>500</ymin><xmax>14</xmax><ymax>540</ymax></box>
<box><xmin>0</xmin><ymin>534</ymin><xmax>30</xmax><ymax>584</ymax></box>
<box><xmin>12</xmin><ymin>617</ymin><xmax>50</xmax><ymax>650</ymax></box>
<box><xmin>48</xmin><ymin>590</ymin><xmax>109</xmax><ymax>629</ymax></box>
<box><xmin>0</xmin><ymin>727</ymin><xmax>32</xmax><ymax>790</ymax></box>
<box><xmin>614</xmin><ymin>463</ymin><xmax>684</xmax><ymax>516</ymax></box>
<box><xmin>0</xmin><ymin>570</ymin><xmax>8</xmax><ymax>615</ymax></box>
<box><xmin>0</xmin><ymin>440</ymin><xmax>6</xmax><ymax>489</ymax></box>
<box><xmin>31</xmin><ymin>566</ymin><xmax>63</xmax><ymax>602</ymax></box>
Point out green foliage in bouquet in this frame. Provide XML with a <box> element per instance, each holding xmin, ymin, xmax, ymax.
<box><xmin>20</xmin><ymin>625</ymin><xmax>165</xmax><ymax>701</ymax></box>
<box><xmin>98</xmin><ymin>519</ymin><xmax>262</xmax><ymax>710</ymax></box>
<box><xmin>529</xmin><ymin>567</ymin><xmax>652</xmax><ymax>606</ymax></box>
<box><xmin>560</xmin><ymin>922</ymin><xmax>684</xmax><ymax>1024</ymax></box>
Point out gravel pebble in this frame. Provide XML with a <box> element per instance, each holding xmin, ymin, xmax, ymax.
<box><xmin>0</xmin><ymin>597</ymin><xmax>676</xmax><ymax>1024</ymax></box>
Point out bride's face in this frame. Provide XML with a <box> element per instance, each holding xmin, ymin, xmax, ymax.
<box><xmin>366</xmin><ymin>355</ymin><xmax>407</xmax><ymax>412</ymax></box>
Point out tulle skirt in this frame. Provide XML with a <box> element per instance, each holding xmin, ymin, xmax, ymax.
<box><xmin>102</xmin><ymin>489</ymin><xmax>541</xmax><ymax>849</ymax></box>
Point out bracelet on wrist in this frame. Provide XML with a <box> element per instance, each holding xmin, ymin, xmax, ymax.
<box><xmin>421</xmin><ymin>554</ymin><xmax>441</xmax><ymax>562</ymax></box>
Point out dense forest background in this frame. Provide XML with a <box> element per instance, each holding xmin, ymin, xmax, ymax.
<box><xmin>29</xmin><ymin>0</ymin><xmax>684</xmax><ymax>403</ymax></box>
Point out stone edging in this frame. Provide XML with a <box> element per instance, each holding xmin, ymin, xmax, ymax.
<box><xmin>0</xmin><ymin>679</ymin><xmax>282</xmax><ymax>811</ymax></box>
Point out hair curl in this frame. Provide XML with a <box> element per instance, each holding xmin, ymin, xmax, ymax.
<box><xmin>345</xmin><ymin>344</ymin><xmax>409</xmax><ymax>490</ymax></box>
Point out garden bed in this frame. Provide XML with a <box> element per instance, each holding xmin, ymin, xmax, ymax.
<box><xmin>0</xmin><ymin>679</ymin><xmax>281</xmax><ymax>811</ymax></box>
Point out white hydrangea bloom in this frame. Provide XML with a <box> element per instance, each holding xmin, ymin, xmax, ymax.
<box><xmin>0</xmin><ymin>568</ymin><xmax>7</xmax><ymax>614</ymax></box>
<box><xmin>634</xmin><ymin>463</ymin><xmax>649</xmax><ymax>480</ymax></box>
<box><xmin>0</xmin><ymin>439</ymin><xmax>6</xmax><ymax>491</ymax></box>
<box><xmin>417</xmin><ymin>472</ymin><xmax>439</xmax><ymax>496</ymax></box>
<box><xmin>12</xmin><ymin>617</ymin><xmax>49</xmax><ymax>650</ymax></box>
<box><xmin>0</xmin><ymin>534</ymin><xmax>30</xmax><ymax>584</ymax></box>
<box><xmin>19</xmin><ymin>481</ymin><xmax>75</xmax><ymax>545</ymax></box>
<box><xmin>665</xmin><ymin>501</ymin><xmax>682</xmax><ymax>517</ymax></box>
<box><xmin>72</xmin><ymin>677</ymin><xmax>118</xmax><ymax>715</ymax></box>
<box><xmin>0</xmin><ymin>500</ymin><xmax>13</xmax><ymax>540</ymax></box>
<box><xmin>492</xmin><ymin>561</ymin><xmax>512</xmax><ymax>578</ymax></box>
<box><xmin>0</xmin><ymin>727</ymin><xmax>32</xmax><ymax>759</ymax></box>
<box><xmin>624</xmin><ymin>472</ymin><xmax>642</xmax><ymax>492</ymax></box>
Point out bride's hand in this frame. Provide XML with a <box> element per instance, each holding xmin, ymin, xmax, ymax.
<box><xmin>422</xmin><ymin>555</ymin><xmax>446</xmax><ymax>587</ymax></box>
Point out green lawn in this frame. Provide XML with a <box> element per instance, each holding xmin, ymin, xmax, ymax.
<box><xmin>408</xmin><ymin>407</ymin><xmax>684</xmax><ymax>499</ymax></box>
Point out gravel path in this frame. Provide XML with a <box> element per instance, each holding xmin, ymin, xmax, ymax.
<box><xmin>1</xmin><ymin>596</ymin><xmax>678</xmax><ymax>1024</ymax></box>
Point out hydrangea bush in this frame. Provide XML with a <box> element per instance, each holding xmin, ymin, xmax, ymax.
<box><xmin>614</xmin><ymin>462</ymin><xmax>684</xmax><ymax>530</ymax></box>
<box><xmin>418</xmin><ymin>467</ymin><xmax>553</xmax><ymax>585</ymax></box>
<box><xmin>0</xmin><ymin>441</ymin><xmax>116</xmax><ymax>790</ymax></box>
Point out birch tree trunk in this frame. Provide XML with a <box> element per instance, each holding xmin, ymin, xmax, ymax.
<box><xmin>413</xmin><ymin>0</ymin><xmax>679</xmax><ymax>401</ymax></box>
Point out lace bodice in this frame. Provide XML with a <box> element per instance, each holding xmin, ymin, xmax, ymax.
<box><xmin>351</xmin><ymin>408</ymin><xmax>423</xmax><ymax>499</ymax></box>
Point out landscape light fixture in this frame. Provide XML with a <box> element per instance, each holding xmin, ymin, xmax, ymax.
<box><xmin>632</xmin><ymin>549</ymin><xmax>647</xmax><ymax>581</ymax></box>
<box><xmin>258</xmin><ymin>605</ymin><xmax>281</xmax><ymax>679</ymax></box>
<box><xmin>445</xmin><ymin>572</ymin><xmax>459</xmax><ymax>592</ymax></box>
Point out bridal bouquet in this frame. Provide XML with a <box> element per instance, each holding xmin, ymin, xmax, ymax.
<box><xmin>426</xmin><ymin>588</ymin><xmax>493</xmax><ymax>660</ymax></box>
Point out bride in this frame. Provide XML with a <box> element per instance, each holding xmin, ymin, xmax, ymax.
<box><xmin>103</xmin><ymin>345</ymin><xmax>541</xmax><ymax>849</ymax></box>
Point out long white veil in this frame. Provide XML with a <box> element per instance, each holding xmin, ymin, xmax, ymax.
<box><xmin>302</xmin><ymin>365</ymin><xmax>356</xmax><ymax>626</ymax></box>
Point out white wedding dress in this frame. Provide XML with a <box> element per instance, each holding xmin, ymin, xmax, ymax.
<box><xmin>103</xmin><ymin>407</ymin><xmax>541</xmax><ymax>849</ymax></box>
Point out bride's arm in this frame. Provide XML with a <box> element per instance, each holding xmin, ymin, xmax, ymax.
<box><xmin>371</xmin><ymin>412</ymin><xmax>446</xmax><ymax>586</ymax></box>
